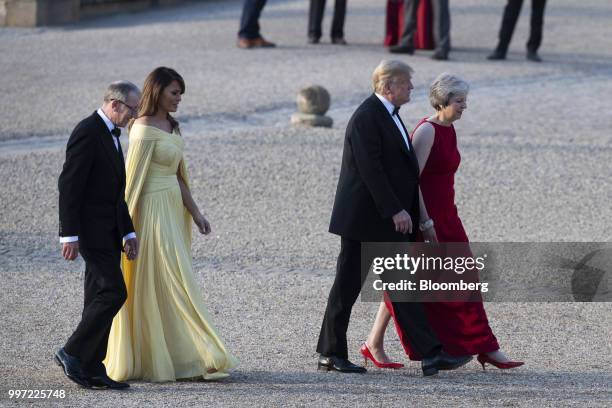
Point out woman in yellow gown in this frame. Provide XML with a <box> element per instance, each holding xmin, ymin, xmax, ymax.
<box><xmin>104</xmin><ymin>67</ymin><xmax>237</xmax><ymax>382</ymax></box>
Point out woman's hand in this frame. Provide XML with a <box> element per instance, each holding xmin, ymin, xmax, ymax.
<box><xmin>422</xmin><ymin>226</ymin><xmax>438</xmax><ymax>243</ymax></box>
<box><xmin>194</xmin><ymin>213</ymin><xmax>212</xmax><ymax>235</ymax></box>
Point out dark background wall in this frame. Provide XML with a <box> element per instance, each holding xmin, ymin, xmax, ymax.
<box><xmin>1</xmin><ymin>0</ymin><xmax>187</xmax><ymax>26</ymax></box>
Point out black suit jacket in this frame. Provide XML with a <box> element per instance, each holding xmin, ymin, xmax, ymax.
<box><xmin>58</xmin><ymin>112</ymin><xmax>134</xmax><ymax>249</ymax></box>
<box><xmin>329</xmin><ymin>94</ymin><xmax>420</xmax><ymax>242</ymax></box>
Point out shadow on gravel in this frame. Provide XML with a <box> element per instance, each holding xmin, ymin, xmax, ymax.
<box><xmin>60</xmin><ymin>0</ymin><xmax>302</xmax><ymax>31</ymax></box>
<box><xmin>157</xmin><ymin>369</ymin><xmax>612</xmax><ymax>391</ymax></box>
<box><xmin>96</xmin><ymin>369</ymin><xmax>611</xmax><ymax>403</ymax></box>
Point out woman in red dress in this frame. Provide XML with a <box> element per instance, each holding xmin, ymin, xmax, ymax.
<box><xmin>360</xmin><ymin>73</ymin><xmax>524</xmax><ymax>370</ymax></box>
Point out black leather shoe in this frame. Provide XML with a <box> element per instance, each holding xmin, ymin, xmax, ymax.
<box><xmin>331</xmin><ymin>37</ymin><xmax>347</xmax><ymax>45</ymax></box>
<box><xmin>89</xmin><ymin>373</ymin><xmax>130</xmax><ymax>389</ymax></box>
<box><xmin>389</xmin><ymin>44</ymin><xmax>415</xmax><ymax>54</ymax></box>
<box><xmin>85</xmin><ymin>363</ymin><xmax>129</xmax><ymax>389</ymax></box>
<box><xmin>526</xmin><ymin>51</ymin><xmax>542</xmax><ymax>62</ymax></box>
<box><xmin>308</xmin><ymin>36</ymin><xmax>320</xmax><ymax>44</ymax></box>
<box><xmin>318</xmin><ymin>355</ymin><xmax>367</xmax><ymax>373</ymax></box>
<box><xmin>421</xmin><ymin>351</ymin><xmax>472</xmax><ymax>377</ymax></box>
<box><xmin>487</xmin><ymin>50</ymin><xmax>506</xmax><ymax>60</ymax></box>
<box><xmin>54</xmin><ymin>348</ymin><xmax>91</xmax><ymax>388</ymax></box>
<box><xmin>431</xmin><ymin>50</ymin><xmax>448</xmax><ymax>60</ymax></box>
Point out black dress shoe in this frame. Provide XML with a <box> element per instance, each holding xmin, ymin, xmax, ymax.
<box><xmin>85</xmin><ymin>363</ymin><xmax>130</xmax><ymax>389</ymax></box>
<box><xmin>389</xmin><ymin>44</ymin><xmax>415</xmax><ymax>54</ymax></box>
<box><xmin>54</xmin><ymin>348</ymin><xmax>91</xmax><ymax>388</ymax></box>
<box><xmin>308</xmin><ymin>36</ymin><xmax>320</xmax><ymax>44</ymax></box>
<box><xmin>421</xmin><ymin>351</ymin><xmax>472</xmax><ymax>377</ymax></box>
<box><xmin>526</xmin><ymin>50</ymin><xmax>542</xmax><ymax>62</ymax></box>
<box><xmin>431</xmin><ymin>50</ymin><xmax>449</xmax><ymax>60</ymax></box>
<box><xmin>318</xmin><ymin>355</ymin><xmax>367</xmax><ymax>373</ymax></box>
<box><xmin>89</xmin><ymin>373</ymin><xmax>130</xmax><ymax>390</ymax></box>
<box><xmin>331</xmin><ymin>37</ymin><xmax>347</xmax><ymax>45</ymax></box>
<box><xmin>487</xmin><ymin>50</ymin><xmax>506</xmax><ymax>60</ymax></box>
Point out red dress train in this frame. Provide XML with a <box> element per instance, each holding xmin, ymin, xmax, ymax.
<box><xmin>384</xmin><ymin>119</ymin><xmax>500</xmax><ymax>360</ymax></box>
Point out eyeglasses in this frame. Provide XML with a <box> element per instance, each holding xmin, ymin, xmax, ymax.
<box><xmin>113</xmin><ymin>99</ymin><xmax>138</xmax><ymax>117</ymax></box>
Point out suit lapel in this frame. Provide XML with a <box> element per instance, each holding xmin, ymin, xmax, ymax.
<box><xmin>396</xmin><ymin>115</ymin><xmax>416</xmax><ymax>160</ymax></box>
<box><xmin>388</xmin><ymin>115</ymin><xmax>412</xmax><ymax>157</ymax></box>
<box><xmin>92</xmin><ymin>112</ymin><xmax>124</xmax><ymax>181</ymax></box>
<box><xmin>395</xmin><ymin>114</ymin><xmax>420</xmax><ymax>172</ymax></box>
<box><xmin>369</xmin><ymin>95</ymin><xmax>418</xmax><ymax>169</ymax></box>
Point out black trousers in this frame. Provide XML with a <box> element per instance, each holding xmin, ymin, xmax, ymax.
<box><xmin>238</xmin><ymin>0</ymin><xmax>268</xmax><ymax>40</ymax></box>
<box><xmin>399</xmin><ymin>0</ymin><xmax>450</xmax><ymax>53</ymax></box>
<box><xmin>316</xmin><ymin>238</ymin><xmax>441</xmax><ymax>359</ymax></box>
<box><xmin>308</xmin><ymin>0</ymin><xmax>347</xmax><ymax>39</ymax></box>
<box><xmin>495</xmin><ymin>0</ymin><xmax>547</xmax><ymax>54</ymax></box>
<box><xmin>64</xmin><ymin>247</ymin><xmax>126</xmax><ymax>373</ymax></box>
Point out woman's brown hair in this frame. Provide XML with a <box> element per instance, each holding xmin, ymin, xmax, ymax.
<box><xmin>132</xmin><ymin>67</ymin><xmax>185</xmax><ymax>134</ymax></box>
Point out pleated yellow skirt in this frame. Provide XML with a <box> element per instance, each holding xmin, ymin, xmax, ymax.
<box><xmin>104</xmin><ymin>178</ymin><xmax>237</xmax><ymax>382</ymax></box>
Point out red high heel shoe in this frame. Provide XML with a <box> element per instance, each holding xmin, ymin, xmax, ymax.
<box><xmin>477</xmin><ymin>354</ymin><xmax>524</xmax><ymax>370</ymax></box>
<box><xmin>360</xmin><ymin>343</ymin><xmax>404</xmax><ymax>369</ymax></box>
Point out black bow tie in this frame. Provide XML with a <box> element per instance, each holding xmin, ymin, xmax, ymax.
<box><xmin>111</xmin><ymin>127</ymin><xmax>121</xmax><ymax>138</ymax></box>
<box><xmin>392</xmin><ymin>106</ymin><xmax>400</xmax><ymax>116</ymax></box>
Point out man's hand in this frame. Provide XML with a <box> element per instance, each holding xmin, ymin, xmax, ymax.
<box><xmin>61</xmin><ymin>241</ymin><xmax>79</xmax><ymax>261</ymax></box>
<box><xmin>422</xmin><ymin>226</ymin><xmax>438</xmax><ymax>243</ymax></box>
<box><xmin>124</xmin><ymin>237</ymin><xmax>138</xmax><ymax>260</ymax></box>
<box><xmin>392</xmin><ymin>210</ymin><xmax>413</xmax><ymax>234</ymax></box>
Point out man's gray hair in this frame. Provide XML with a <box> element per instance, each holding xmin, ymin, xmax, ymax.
<box><xmin>103</xmin><ymin>80</ymin><xmax>140</xmax><ymax>103</ymax></box>
<box><xmin>372</xmin><ymin>60</ymin><xmax>414</xmax><ymax>94</ymax></box>
<box><xmin>429</xmin><ymin>73</ymin><xmax>469</xmax><ymax>111</ymax></box>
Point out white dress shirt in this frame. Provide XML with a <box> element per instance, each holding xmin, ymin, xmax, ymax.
<box><xmin>97</xmin><ymin>108</ymin><xmax>120</xmax><ymax>151</ymax></box>
<box><xmin>374</xmin><ymin>93</ymin><xmax>410</xmax><ymax>151</ymax></box>
<box><xmin>59</xmin><ymin>109</ymin><xmax>136</xmax><ymax>244</ymax></box>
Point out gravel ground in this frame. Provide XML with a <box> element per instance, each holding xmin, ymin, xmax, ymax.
<box><xmin>1</xmin><ymin>0</ymin><xmax>611</xmax><ymax>406</ymax></box>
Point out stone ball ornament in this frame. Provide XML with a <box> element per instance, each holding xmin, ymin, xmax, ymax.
<box><xmin>291</xmin><ymin>85</ymin><xmax>333</xmax><ymax>128</ymax></box>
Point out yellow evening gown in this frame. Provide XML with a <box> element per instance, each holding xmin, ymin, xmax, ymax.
<box><xmin>104</xmin><ymin>123</ymin><xmax>237</xmax><ymax>382</ymax></box>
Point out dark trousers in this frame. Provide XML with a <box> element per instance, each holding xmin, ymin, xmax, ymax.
<box><xmin>238</xmin><ymin>0</ymin><xmax>268</xmax><ymax>40</ymax></box>
<box><xmin>495</xmin><ymin>0</ymin><xmax>547</xmax><ymax>54</ymax></box>
<box><xmin>399</xmin><ymin>0</ymin><xmax>450</xmax><ymax>53</ymax></box>
<box><xmin>64</xmin><ymin>247</ymin><xmax>126</xmax><ymax>372</ymax></box>
<box><xmin>308</xmin><ymin>0</ymin><xmax>347</xmax><ymax>40</ymax></box>
<box><xmin>316</xmin><ymin>238</ymin><xmax>441</xmax><ymax>359</ymax></box>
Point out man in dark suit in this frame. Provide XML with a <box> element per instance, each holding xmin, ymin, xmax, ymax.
<box><xmin>56</xmin><ymin>81</ymin><xmax>140</xmax><ymax>389</ymax></box>
<box><xmin>487</xmin><ymin>0</ymin><xmax>547</xmax><ymax>62</ymax></box>
<box><xmin>308</xmin><ymin>0</ymin><xmax>348</xmax><ymax>45</ymax></box>
<box><xmin>316</xmin><ymin>60</ymin><xmax>472</xmax><ymax>376</ymax></box>
<box><xmin>237</xmin><ymin>0</ymin><xmax>276</xmax><ymax>49</ymax></box>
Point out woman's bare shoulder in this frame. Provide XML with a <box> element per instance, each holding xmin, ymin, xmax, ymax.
<box><xmin>413</xmin><ymin>121</ymin><xmax>435</xmax><ymax>140</ymax></box>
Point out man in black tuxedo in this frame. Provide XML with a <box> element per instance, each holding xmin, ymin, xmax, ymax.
<box><xmin>56</xmin><ymin>81</ymin><xmax>140</xmax><ymax>389</ymax></box>
<box><xmin>316</xmin><ymin>60</ymin><xmax>472</xmax><ymax>376</ymax></box>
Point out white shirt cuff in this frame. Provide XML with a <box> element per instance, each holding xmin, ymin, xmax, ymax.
<box><xmin>60</xmin><ymin>234</ymin><xmax>135</xmax><ymax>243</ymax></box>
<box><xmin>123</xmin><ymin>232</ymin><xmax>137</xmax><ymax>242</ymax></box>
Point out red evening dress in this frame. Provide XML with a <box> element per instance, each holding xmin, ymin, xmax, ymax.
<box><xmin>384</xmin><ymin>118</ymin><xmax>500</xmax><ymax>360</ymax></box>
